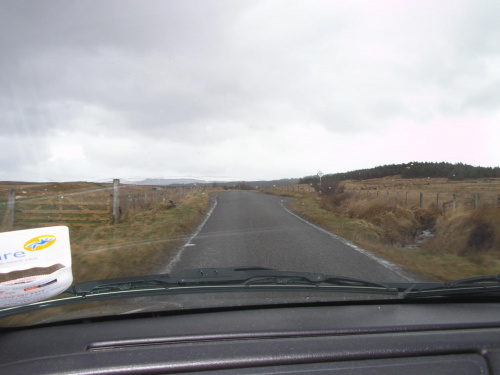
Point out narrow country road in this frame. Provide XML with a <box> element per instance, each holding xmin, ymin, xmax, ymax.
<box><xmin>164</xmin><ymin>191</ymin><xmax>418</xmax><ymax>283</ymax></box>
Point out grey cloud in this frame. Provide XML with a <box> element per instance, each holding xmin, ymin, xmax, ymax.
<box><xmin>457</xmin><ymin>0</ymin><xmax>500</xmax><ymax>57</ymax></box>
<box><xmin>0</xmin><ymin>134</ymin><xmax>51</xmax><ymax>177</ymax></box>
<box><xmin>462</xmin><ymin>80</ymin><xmax>500</xmax><ymax>112</ymax></box>
<box><xmin>0</xmin><ymin>1</ymin><xmax>241</xmax><ymax>54</ymax></box>
<box><xmin>2</xmin><ymin>0</ymin><xmax>361</xmax><ymax>142</ymax></box>
<box><xmin>0</xmin><ymin>1</ymin><xmax>499</xmax><ymax>181</ymax></box>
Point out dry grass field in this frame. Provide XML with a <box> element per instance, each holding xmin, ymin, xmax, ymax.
<box><xmin>342</xmin><ymin>176</ymin><xmax>500</xmax><ymax>209</ymax></box>
<box><xmin>69</xmin><ymin>192</ymin><xmax>211</xmax><ymax>283</ymax></box>
<box><xmin>0</xmin><ymin>181</ymin><xmax>214</xmax><ymax>283</ymax></box>
<box><xmin>0</xmin><ymin>182</ymin><xmax>110</xmax><ymax>224</ymax></box>
<box><xmin>0</xmin><ymin>181</ymin><xmax>105</xmax><ymax>198</ymax></box>
<box><xmin>0</xmin><ymin>181</ymin><xmax>204</xmax><ymax>228</ymax></box>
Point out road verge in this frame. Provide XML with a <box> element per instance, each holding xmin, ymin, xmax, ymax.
<box><xmin>69</xmin><ymin>191</ymin><xmax>214</xmax><ymax>283</ymax></box>
<box><xmin>262</xmin><ymin>190</ymin><xmax>499</xmax><ymax>281</ymax></box>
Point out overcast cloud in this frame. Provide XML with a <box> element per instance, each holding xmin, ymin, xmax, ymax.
<box><xmin>1</xmin><ymin>0</ymin><xmax>499</xmax><ymax>182</ymax></box>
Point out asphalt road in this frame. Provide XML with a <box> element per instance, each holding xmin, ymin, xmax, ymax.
<box><xmin>164</xmin><ymin>190</ymin><xmax>419</xmax><ymax>283</ymax></box>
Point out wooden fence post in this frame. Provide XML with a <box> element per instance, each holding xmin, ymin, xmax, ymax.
<box><xmin>419</xmin><ymin>192</ymin><xmax>423</xmax><ymax>208</ymax></box>
<box><xmin>405</xmin><ymin>192</ymin><xmax>408</xmax><ymax>205</ymax></box>
<box><xmin>436</xmin><ymin>193</ymin><xmax>440</xmax><ymax>209</ymax></box>
<box><xmin>376</xmin><ymin>190</ymin><xmax>379</xmax><ymax>199</ymax></box>
<box><xmin>5</xmin><ymin>189</ymin><xmax>15</xmax><ymax>229</ymax></box>
<box><xmin>473</xmin><ymin>194</ymin><xmax>479</xmax><ymax>209</ymax></box>
<box><xmin>453</xmin><ymin>194</ymin><xmax>457</xmax><ymax>210</ymax></box>
<box><xmin>112</xmin><ymin>179</ymin><xmax>120</xmax><ymax>224</ymax></box>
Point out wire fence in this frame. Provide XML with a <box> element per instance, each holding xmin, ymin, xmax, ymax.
<box><xmin>343</xmin><ymin>188</ymin><xmax>500</xmax><ymax>211</ymax></box>
<box><xmin>263</xmin><ymin>184</ymin><xmax>315</xmax><ymax>193</ymax></box>
<box><xmin>0</xmin><ymin>180</ymin><xmax>205</xmax><ymax>230</ymax></box>
<box><xmin>264</xmin><ymin>184</ymin><xmax>500</xmax><ymax>211</ymax></box>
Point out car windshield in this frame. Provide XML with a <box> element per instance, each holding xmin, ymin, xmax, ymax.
<box><xmin>0</xmin><ymin>0</ymin><xmax>499</xmax><ymax>327</ymax></box>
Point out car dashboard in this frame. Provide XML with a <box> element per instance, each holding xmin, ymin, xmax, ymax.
<box><xmin>1</xmin><ymin>300</ymin><xmax>500</xmax><ymax>374</ymax></box>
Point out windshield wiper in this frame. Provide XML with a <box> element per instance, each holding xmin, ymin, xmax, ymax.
<box><xmin>0</xmin><ymin>267</ymin><xmax>400</xmax><ymax>319</ymax></box>
<box><xmin>4</xmin><ymin>268</ymin><xmax>498</xmax><ymax>320</ymax></box>
<box><xmin>67</xmin><ymin>266</ymin><xmax>398</xmax><ymax>296</ymax></box>
<box><xmin>402</xmin><ymin>274</ymin><xmax>500</xmax><ymax>299</ymax></box>
<box><xmin>69</xmin><ymin>269</ymin><xmax>500</xmax><ymax>300</ymax></box>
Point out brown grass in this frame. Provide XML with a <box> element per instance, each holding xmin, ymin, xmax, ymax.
<box><xmin>0</xmin><ymin>181</ymin><xmax>214</xmax><ymax>283</ymax></box>
<box><xmin>342</xmin><ymin>175</ymin><xmax>500</xmax><ymax>208</ymax></box>
<box><xmin>289</xmin><ymin>194</ymin><xmax>499</xmax><ymax>280</ymax></box>
<box><xmin>423</xmin><ymin>206</ymin><xmax>500</xmax><ymax>269</ymax></box>
<box><xmin>0</xmin><ymin>181</ymin><xmax>107</xmax><ymax>199</ymax></box>
<box><xmin>320</xmin><ymin>194</ymin><xmax>439</xmax><ymax>246</ymax></box>
<box><xmin>268</xmin><ymin>178</ymin><xmax>500</xmax><ymax>281</ymax></box>
<box><xmin>69</xmin><ymin>192</ymin><xmax>212</xmax><ymax>283</ymax></box>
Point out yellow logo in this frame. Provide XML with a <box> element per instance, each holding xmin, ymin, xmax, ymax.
<box><xmin>24</xmin><ymin>235</ymin><xmax>56</xmax><ymax>251</ymax></box>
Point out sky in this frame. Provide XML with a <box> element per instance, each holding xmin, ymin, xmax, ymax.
<box><xmin>1</xmin><ymin>0</ymin><xmax>499</xmax><ymax>182</ymax></box>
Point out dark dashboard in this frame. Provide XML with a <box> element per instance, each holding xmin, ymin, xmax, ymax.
<box><xmin>1</xmin><ymin>300</ymin><xmax>500</xmax><ymax>374</ymax></box>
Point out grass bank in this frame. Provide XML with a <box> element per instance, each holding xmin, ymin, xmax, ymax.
<box><xmin>69</xmin><ymin>191</ymin><xmax>212</xmax><ymax>283</ymax></box>
<box><xmin>263</xmin><ymin>189</ymin><xmax>499</xmax><ymax>281</ymax></box>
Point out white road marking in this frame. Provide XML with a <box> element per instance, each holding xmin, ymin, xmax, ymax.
<box><xmin>279</xmin><ymin>200</ymin><xmax>415</xmax><ymax>282</ymax></box>
<box><xmin>162</xmin><ymin>196</ymin><xmax>218</xmax><ymax>273</ymax></box>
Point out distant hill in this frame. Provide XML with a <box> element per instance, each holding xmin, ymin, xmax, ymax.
<box><xmin>129</xmin><ymin>178</ymin><xmax>209</xmax><ymax>186</ymax></box>
<box><xmin>299</xmin><ymin>162</ymin><xmax>500</xmax><ymax>185</ymax></box>
<box><xmin>217</xmin><ymin>178</ymin><xmax>300</xmax><ymax>189</ymax></box>
<box><xmin>121</xmin><ymin>177</ymin><xmax>300</xmax><ymax>188</ymax></box>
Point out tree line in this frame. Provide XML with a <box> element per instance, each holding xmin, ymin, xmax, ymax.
<box><xmin>299</xmin><ymin>162</ymin><xmax>500</xmax><ymax>186</ymax></box>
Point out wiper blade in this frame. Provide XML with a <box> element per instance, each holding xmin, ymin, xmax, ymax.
<box><xmin>403</xmin><ymin>274</ymin><xmax>500</xmax><ymax>299</ymax></box>
<box><xmin>446</xmin><ymin>274</ymin><xmax>500</xmax><ymax>286</ymax></box>
<box><xmin>67</xmin><ymin>274</ymin><xmax>173</xmax><ymax>295</ymax></box>
<box><xmin>0</xmin><ymin>267</ymin><xmax>400</xmax><ymax>319</ymax></box>
<box><xmin>67</xmin><ymin>267</ymin><xmax>397</xmax><ymax>296</ymax></box>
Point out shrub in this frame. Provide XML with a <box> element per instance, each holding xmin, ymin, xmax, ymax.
<box><xmin>423</xmin><ymin>206</ymin><xmax>499</xmax><ymax>259</ymax></box>
<box><xmin>319</xmin><ymin>192</ymin><xmax>441</xmax><ymax>247</ymax></box>
<box><xmin>467</xmin><ymin>221</ymin><xmax>495</xmax><ymax>252</ymax></box>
